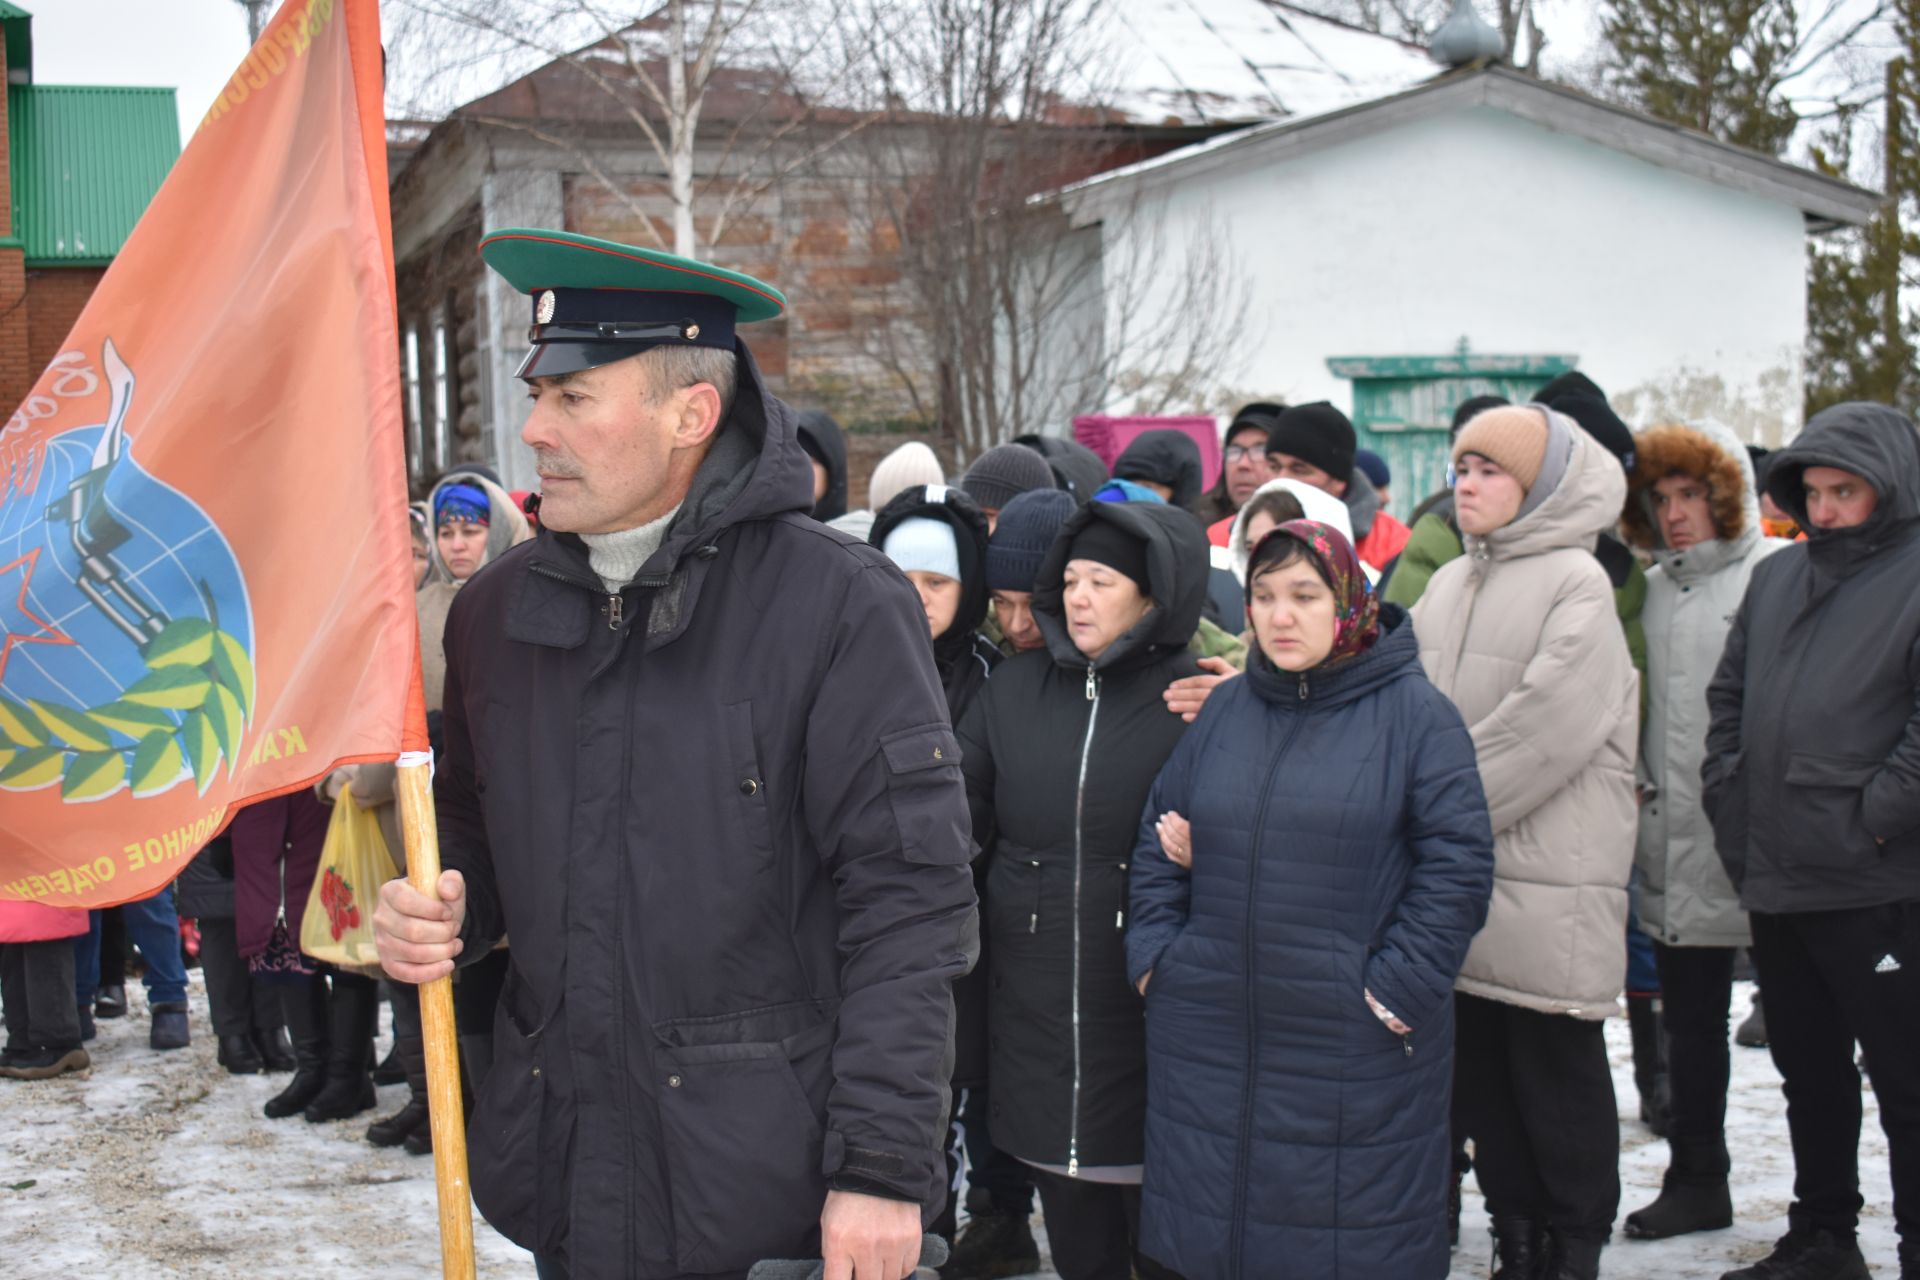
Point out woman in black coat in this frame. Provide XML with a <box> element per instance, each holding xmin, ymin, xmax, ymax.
<box><xmin>956</xmin><ymin>500</ymin><xmax>1207</xmax><ymax>1280</ymax></box>
<box><xmin>1128</xmin><ymin>522</ymin><xmax>1494</xmax><ymax>1280</ymax></box>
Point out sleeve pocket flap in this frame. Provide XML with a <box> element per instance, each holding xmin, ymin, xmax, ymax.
<box><xmin>881</xmin><ymin>724</ymin><xmax>962</xmax><ymax>775</ymax></box>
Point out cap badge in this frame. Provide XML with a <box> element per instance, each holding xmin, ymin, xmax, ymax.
<box><xmin>536</xmin><ymin>290</ymin><xmax>557</xmax><ymax>324</ymax></box>
<box><xmin>684</xmin><ymin>322</ymin><xmax>701</xmax><ymax>341</ymax></box>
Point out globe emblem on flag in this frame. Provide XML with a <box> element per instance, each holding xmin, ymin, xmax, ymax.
<box><xmin>0</xmin><ymin>340</ymin><xmax>255</xmax><ymax>803</ymax></box>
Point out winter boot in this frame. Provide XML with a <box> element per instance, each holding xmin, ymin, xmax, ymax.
<box><xmin>149</xmin><ymin>1001</ymin><xmax>190</xmax><ymax>1051</ymax></box>
<box><xmin>1491</xmin><ymin>1216</ymin><xmax>1548</xmax><ymax>1280</ymax></box>
<box><xmin>366</xmin><ymin>1030</ymin><xmax>429</xmax><ymax>1148</ymax></box>
<box><xmin>217</xmin><ymin>1033</ymin><xmax>264</xmax><ymax>1075</ymax></box>
<box><xmin>940</xmin><ymin>1209</ymin><xmax>1041</xmax><ymax>1280</ymax></box>
<box><xmin>1736</xmin><ymin>994</ymin><xmax>1768</xmax><ymax>1048</ymax></box>
<box><xmin>253</xmin><ymin>1024</ymin><xmax>297</xmax><ymax>1073</ymax></box>
<box><xmin>1718</xmin><ymin>1226</ymin><xmax>1869</xmax><ymax>1280</ymax></box>
<box><xmin>76</xmin><ymin>1007</ymin><xmax>95</xmax><ymax>1043</ymax></box>
<box><xmin>1624</xmin><ymin>1134</ymin><xmax>1733</xmax><ymax>1239</ymax></box>
<box><xmin>1543</xmin><ymin>1233</ymin><xmax>1604</xmax><ymax>1280</ymax></box>
<box><xmin>265</xmin><ymin>977</ymin><xmax>330</xmax><ymax>1119</ymax></box>
<box><xmin>372</xmin><ymin>1042</ymin><xmax>407</xmax><ymax>1087</ymax></box>
<box><xmin>303</xmin><ymin>977</ymin><xmax>378</xmax><ymax>1123</ymax></box>
<box><xmin>93</xmin><ymin>984</ymin><xmax>127</xmax><ymax>1019</ymax></box>
<box><xmin>1627</xmin><ymin>993</ymin><xmax>1671</xmax><ymax>1137</ymax></box>
<box><xmin>0</xmin><ymin>1044</ymin><xmax>90</xmax><ymax>1080</ymax></box>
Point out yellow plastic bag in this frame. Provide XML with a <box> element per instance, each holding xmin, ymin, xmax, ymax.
<box><xmin>299</xmin><ymin>789</ymin><xmax>396</xmax><ymax>977</ymax></box>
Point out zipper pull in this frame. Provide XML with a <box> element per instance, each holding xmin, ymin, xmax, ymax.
<box><xmin>1402</xmin><ymin>1034</ymin><xmax>1413</xmax><ymax>1058</ymax></box>
<box><xmin>608</xmin><ymin>593</ymin><xmax>624</xmax><ymax>631</ymax></box>
<box><xmin>1067</xmin><ymin>1155</ymin><xmax>1079</xmax><ymax>1177</ymax></box>
<box><xmin>1086</xmin><ymin>668</ymin><xmax>1098</xmax><ymax>701</ymax></box>
<box><xmin>1297</xmin><ymin>673</ymin><xmax>1309</xmax><ymax>701</ymax></box>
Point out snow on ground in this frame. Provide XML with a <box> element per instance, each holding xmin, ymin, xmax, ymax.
<box><xmin>0</xmin><ymin>978</ymin><xmax>1896</xmax><ymax>1278</ymax></box>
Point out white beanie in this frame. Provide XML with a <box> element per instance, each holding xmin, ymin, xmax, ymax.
<box><xmin>883</xmin><ymin>517</ymin><xmax>962</xmax><ymax>581</ymax></box>
<box><xmin>867</xmin><ymin>442</ymin><xmax>945</xmax><ymax>512</ymax></box>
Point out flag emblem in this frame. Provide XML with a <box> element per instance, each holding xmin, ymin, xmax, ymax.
<box><xmin>0</xmin><ymin>340</ymin><xmax>253</xmax><ymax>803</ymax></box>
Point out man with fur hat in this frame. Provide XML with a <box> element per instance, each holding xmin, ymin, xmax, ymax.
<box><xmin>1618</xmin><ymin>422</ymin><xmax>1789</xmax><ymax>1245</ymax></box>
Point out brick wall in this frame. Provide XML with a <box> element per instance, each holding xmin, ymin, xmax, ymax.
<box><xmin>0</xmin><ymin>37</ymin><xmax>28</xmax><ymax>416</ymax></box>
<box><xmin>26</xmin><ymin>267</ymin><xmax>108</xmax><ymax>378</ymax></box>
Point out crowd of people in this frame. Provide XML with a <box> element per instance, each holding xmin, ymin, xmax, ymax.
<box><xmin>5</xmin><ymin>351</ymin><xmax>1917</xmax><ymax>1280</ymax></box>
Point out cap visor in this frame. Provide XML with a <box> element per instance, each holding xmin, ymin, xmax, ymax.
<box><xmin>513</xmin><ymin>341</ymin><xmax>647</xmax><ymax>380</ymax></box>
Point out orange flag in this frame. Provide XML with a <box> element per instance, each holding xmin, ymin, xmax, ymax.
<box><xmin>0</xmin><ymin>0</ymin><xmax>420</xmax><ymax>909</ymax></box>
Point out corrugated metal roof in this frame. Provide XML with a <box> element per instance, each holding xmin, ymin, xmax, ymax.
<box><xmin>0</xmin><ymin>4</ymin><xmax>30</xmax><ymax>80</ymax></box>
<box><xmin>9</xmin><ymin>85</ymin><xmax>179</xmax><ymax>264</ymax></box>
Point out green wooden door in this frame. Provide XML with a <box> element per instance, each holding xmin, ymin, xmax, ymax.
<box><xmin>1327</xmin><ymin>348</ymin><xmax>1579</xmax><ymax>519</ymax></box>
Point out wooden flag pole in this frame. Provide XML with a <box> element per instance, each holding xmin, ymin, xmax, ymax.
<box><xmin>398</xmin><ymin>757</ymin><xmax>478</xmax><ymax>1280</ymax></box>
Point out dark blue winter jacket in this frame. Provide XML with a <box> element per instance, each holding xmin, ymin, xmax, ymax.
<box><xmin>1127</xmin><ymin>606</ymin><xmax>1494</xmax><ymax>1280</ymax></box>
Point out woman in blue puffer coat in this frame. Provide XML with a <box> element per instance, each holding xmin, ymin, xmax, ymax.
<box><xmin>1127</xmin><ymin>520</ymin><xmax>1495</xmax><ymax>1280</ymax></box>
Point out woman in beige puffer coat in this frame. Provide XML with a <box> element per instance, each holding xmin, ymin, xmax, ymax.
<box><xmin>1412</xmin><ymin>403</ymin><xmax>1639</xmax><ymax>1280</ymax></box>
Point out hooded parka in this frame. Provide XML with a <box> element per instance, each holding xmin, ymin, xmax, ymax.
<box><xmin>435</xmin><ymin>344</ymin><xmax>979</xmax><ymax>1278</ymax></box>
<box><xmin>955</xmin><ymin>502</ymin><xmax>1207</xmax><ymax>1175</ymax></box>
<box><xmin>1412</xmin><ymin>409</ymin><xmax>1640</xmax><ymax>1019</ymax></box>
<box><xmin>796</xmin><ymin>409</ymin><xmax>850</xmax><ymax>523</ymax></box>
<box><xmin>1126</xmin><ymin>606</ymin><xmax>1494</xmax><ymax>1279</ymax></box>
<box><xmin>1703</xmin><ymin>402</ymin><xmax>1920</xmax><ymax>915</ymax></box>
<box><xmin>1113</xmin><ymin>430</ymin><xmax>1206</xmax><ymax>513</ymax></box>
<box><xmin>1624</xmin><ymin>422</ymin><xmax>1788</xmax><ymax>947</ymax></box>
<box><xmin>869</xmin><ymin>484</ymin><xmax>1001</xmax><ymax>1087</ymax></box>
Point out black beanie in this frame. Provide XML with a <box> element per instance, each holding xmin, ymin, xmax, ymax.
<box><xmin>1066</xmin><ymin>517</ymin><xmax>1151</xmax><ymax>593</ymax></box>
<box><xmin>1264</xmin><ymin>401</ymin><xmax>1356</xmax><ymax>482</ymax></box>
<box><xmin>1451</xmin><ymin>394</ymin><xmax>1509</xmax><ymax>437</ymax></box>
<box><xmin>1535</xmin><ymin>370</ymin><xmax>1606</xmax><ymax>404</ymax></box>
<box><xmin>986</xmin><ymin>488</ymin><xmax>1077</xmax><ymax>592</ymax></box>
<box><xmin>1545</xmin><ymin>391</ymin><xmax>1636</xmax><ymax>474</ymax></box>
<box><xmin>1227</xmin><ymin>401</ymin><xmax>1286</xmax><ymax>443</ymax></box>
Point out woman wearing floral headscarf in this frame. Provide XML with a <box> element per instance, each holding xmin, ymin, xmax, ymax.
<box><xmin>1127</xmin><ymin>520</ymin><xmax>1495</xmax><ymax>1280</ymax></box>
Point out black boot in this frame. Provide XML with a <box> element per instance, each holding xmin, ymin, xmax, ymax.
<box><xmin>265</xmin><ymin>977</ymin><xmax>330</xmax><ymax>1119</ymax></box>
<box><xmin>303</xmin><ymin>975</ymin><xmax>377</xmax><ymax>1123</ymax></box>
<box><xmin>366</xmin><ymin>1030</ymin><xmax>429</xmax><ymax>1148</ymax></box>
<box><xmin>1719</xmin><ymin>1226</ymin><xmax>1869</xmax><ymax>1279</ymax></box>
<box><xmin>94</xmin><ymin>984</ymin><xmax>128</xmax><ymax>1019</ymax></box>
<box><xmin>939</xmin><ymin>1209</ymin><xmax>1040</xmax><ymax>1280</ymax></box>
<box><xmin>1624</xmin><ymin>1134</ymin><xmax>1733</xmax><ymax>1240</ymax></box>
<box><xmin>1736</xmin><ymin>993</ymin><xmax>1768</xmax><ymax>1048</ymax></box>
<box><xmin>1627</xmin><ymin>993</ymin><xmax>1671</xmax><ymax>1137</ymax></box>
<box><xmin>1491</xmin><ymin>1216</ymin><xmax>1548</xmax><ymax>1280</ymax></box>
<box><xmin>1543</xmin><ymin>1233</ymin><xmax>1604</xmax><ymax>1280</ymax></box>
<box><xmin>217</xmin><ymin>1033</ymin><xmax>264</xmax><ymax>1075</ymax></box>
<box><xmin>150</xmin><ymin>1001</ymin><xmax>191</xmax><ymax>1051</ymax></box>
<box><xmin>253</xmin><ymin>1025</ymin><xmax>297</xmax><ymax>1072</ymax></box>
<box><xmin>372</xmin><ymin>1042</ymin><xmax>406</xmax><ymax>1087</ymax></box>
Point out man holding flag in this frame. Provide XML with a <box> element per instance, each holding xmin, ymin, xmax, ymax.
<box><xmin>375</xmin><ymin>229</ymin><xmax>979</xmax><ymax>1280</ymax></box>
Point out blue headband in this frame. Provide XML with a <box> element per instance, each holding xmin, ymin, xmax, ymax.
<box><xmin>436</xmin><ymin>483</ymin><xmax>490</xmax><ymax>526</ymax></box>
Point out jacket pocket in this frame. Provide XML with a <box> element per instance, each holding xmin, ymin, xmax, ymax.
<box><xmin>654</xmin><ymin>1002</ymin><xmax>835</xmax><ymax>1273</ymax></box>
<box><xmin>1783</xmin><ymin>753</ymin><xmax>1880</xmax><ymax>865</ymax></box>
<box><xmin>724</xmin><ymin>700</ymin><xmax>776</xmax><ymax>859</ymax></box>
<box><xmin>468</xmin><ymin>970</ymin><xmax>565</xmax><ymax>1255</ymax></box>
<box><xmin>986</xmin><ymin>854</ymin><xmax>1044</xmax><ymax>940</ymax></box>
<box><xmin>880</xmin><ymin>723</ymin><xmax>969</xmax><ymax>865</ymax></box>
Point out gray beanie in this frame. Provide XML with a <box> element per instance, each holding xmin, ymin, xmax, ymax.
<box><xmin>961</xmin><ymin>443</ymin><xmax>1057</xmax><ymax>512</ymax></box>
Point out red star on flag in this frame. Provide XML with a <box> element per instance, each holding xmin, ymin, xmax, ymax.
<box><xmin>0</xmin><ymin>548</ymin><xmax>74</xmax><ymax>682</ymax></box>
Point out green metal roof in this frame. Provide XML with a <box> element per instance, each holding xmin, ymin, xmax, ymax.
<box><xmin>0</xmin><ymin>3</ymin><xmax>30</xmax><ymax>80</ymax></box>
<box><xmin>9</xmin><ymin>85</ymin><xmax>179</xmax><ymax>265</ymax></box>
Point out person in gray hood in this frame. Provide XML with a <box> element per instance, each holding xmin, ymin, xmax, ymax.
<box><xmin>1703</xmin><ymin>401</ymin><xmax>1920</xmax><ymax>1280</ymax></box>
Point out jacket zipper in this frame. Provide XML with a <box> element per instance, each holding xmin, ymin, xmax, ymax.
<box><xmin>1067</xmin><ymin>666</ymin><xmax>1103</xmax><ymax>1177</ymax></box>
<box><xmin>1228</xmin><ymin>711</ymin><xmax>1305</xmax><ymax>1276</ymax></box>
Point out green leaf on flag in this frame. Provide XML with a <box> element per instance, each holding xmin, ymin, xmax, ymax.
<box><xmin>62</xmin><ymin>750</ymin><xmax>126</xmax><ymax>802</ymax></box>
<box><xmin>124</xmin><ymin>667</ymin><xmax>214</xmax><ymax>711</ymax></box>
<box><xmin>140</xmin><ymin>618</ymin><xmax>217</xmax><ymax>669</ymax></box>
<box><xmin>210</xmin><ymin>630</ymin><xmax>256</xmax><ymax>719</ymax></box>
<box><xmin>181</xmin><ymin>711</ymin><xmax>222</xmax><ymax>793</ymax></box>
<box><xmin>90</xmin><ymin>701</ymin><xmax>177</xmax><ymax>740</ymax></box>
<box><xmin>207</xmin><ymin>681</ymin><xmax>245</xmax><ymax>773</ymax></box>
<box><xmin>130</xmin><ymin>732</ymin><xmax>187</xmax><ymax>798</ymax></box>
<box><xmin>29</xmin><ymin>701</ymin><xmax>113</xmax><ymax>753</ymax></box>
<box><xmin>0</xmin><ymin>697</ymin><xmax>48</xmax><ymax>748</ymax></box>
<box><xmin>0</xmin><ymin>747</ymin><xmax>64</xmax><ymax>791</ymax></box>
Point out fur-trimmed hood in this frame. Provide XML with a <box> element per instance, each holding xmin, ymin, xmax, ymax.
<box><xmin>1623</xmin><ymin>420</ymin><xmax>1756</xmax><ymax>553</ymax></box>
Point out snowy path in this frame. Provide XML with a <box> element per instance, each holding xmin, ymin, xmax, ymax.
<box><xmin>0</xmin><ymin>976</ymin><xmax>1896</xmax><ymax>1278</ymax></box>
